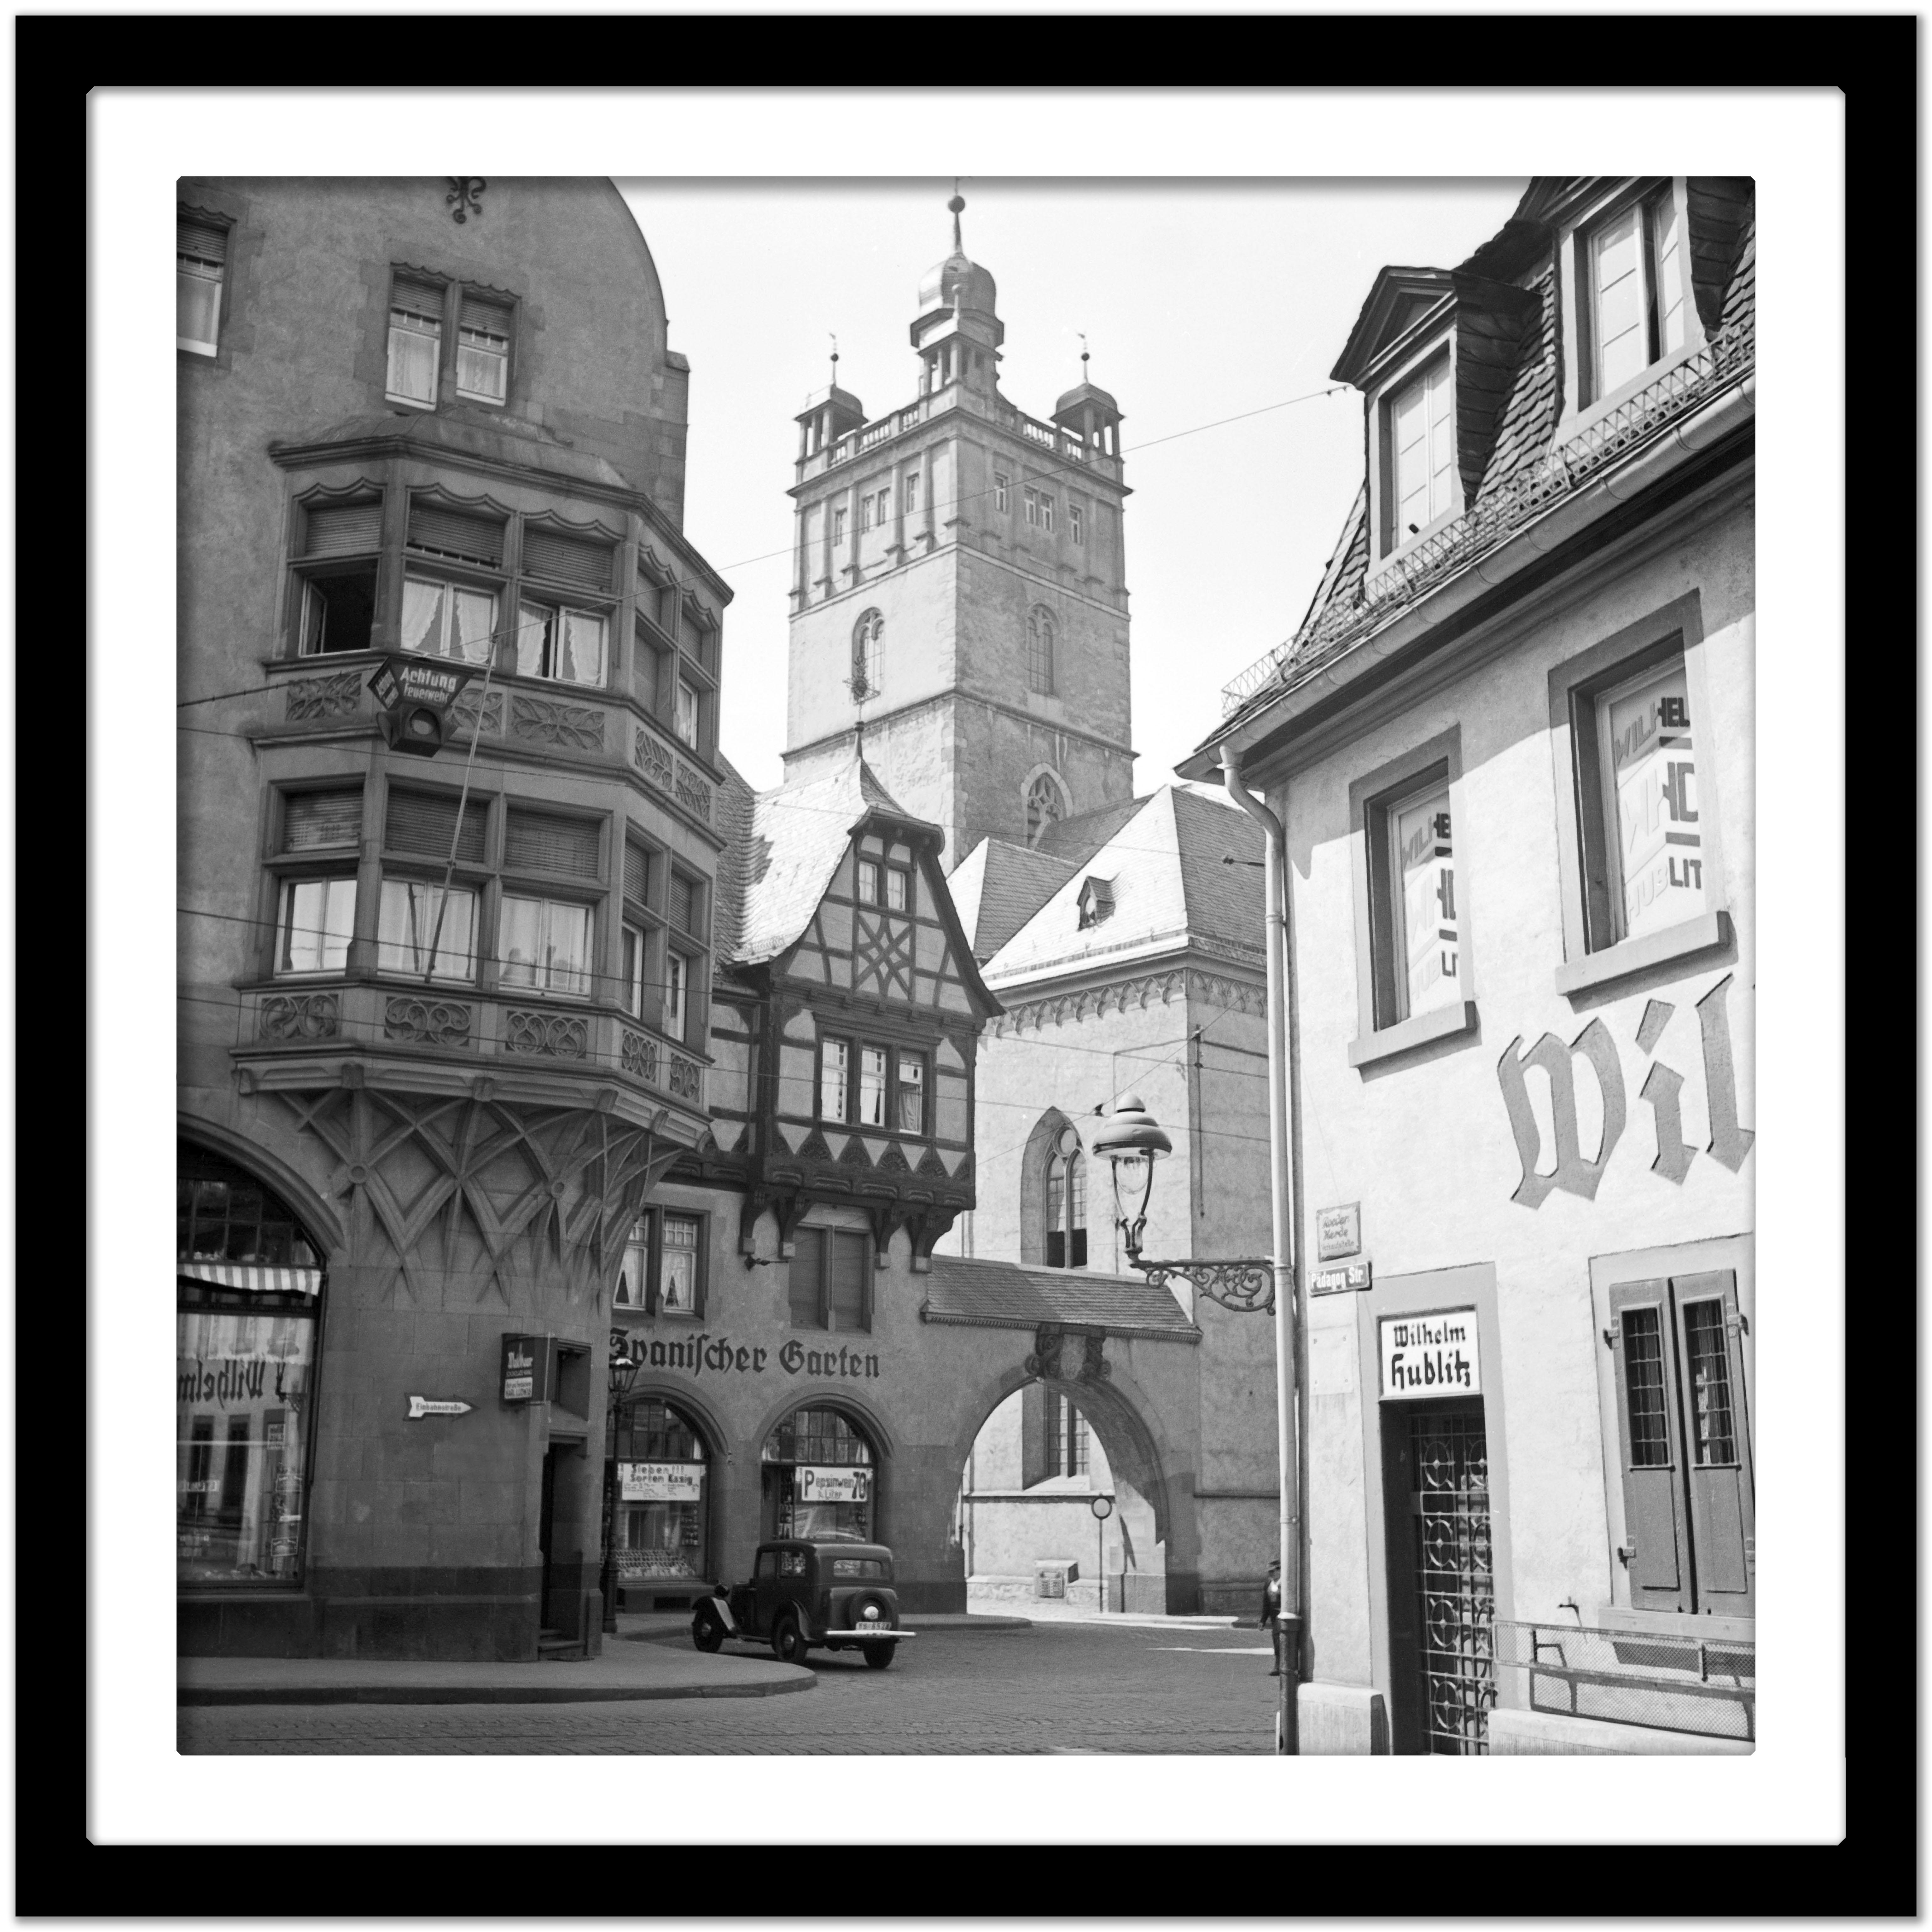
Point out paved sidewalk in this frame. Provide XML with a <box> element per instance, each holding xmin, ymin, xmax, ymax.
<box><xmin>177</xmin><ymin>1639</ymin><xmax>813</xmax><ymax>1707</ymax></box>
<box><xmin>969</xmin><ymin>1597</ymin><xmax>1247</xmax><ymax>1632</ymax></box>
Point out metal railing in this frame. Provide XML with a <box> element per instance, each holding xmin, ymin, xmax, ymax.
<box><xmin>819</xmin><ymin>390</ymin><xmax>1098</xmax><ymax>473</ymax></box>
<box><xmin>1220</xmin><ymin>311</ymin><xmax>1756</xmax><ymax>717</ymax></box>
<box><xmin>1493</xmin><ymin>1618</ymin><xmax>1755</xmax><ymax>1742</ymax></box>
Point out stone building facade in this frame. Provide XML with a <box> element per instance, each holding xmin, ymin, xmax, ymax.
<box><xmin>176</xmin><ymin>177</ymin><xmax>731</xmax><ymax>1660</ymax></box>
<box><xmin>1184</xmin><ymin>177</ymin><xmax>1757</xmax><ymax>1751</ymax></box>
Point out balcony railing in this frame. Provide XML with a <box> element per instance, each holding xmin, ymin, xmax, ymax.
<box><xmin>1493</xmin><ymin>1618</ymin><xmax>1755</xmax><ymax>1743</ymax></box>
<box><xmin>1220</xmin><ymin>310</ymin><xmax>1756</xmax><ymax>718</ymax></box>
<box><xmin>237</xmin><ymin>982</ymin><xmax>707</xmax><ymax>1113</ymax></box>
<box><xmin>814</xmin><ymin>389</ymin><xmax>1100</xmax><ymax>476</ymax></box>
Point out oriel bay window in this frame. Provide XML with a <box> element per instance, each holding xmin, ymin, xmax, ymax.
<box><xmin>295</xmin><ymin>496</ymin><xmax>383</xmax><ymax>657</ymax></box>
<box><xmin>402</xmin><ymin>499</ymin><xmax>504</xmax><ymax>666</ymax></box>
<box><xmin>499</xmin><ymin>806</ymin><xmax>599</xmax><ymax>997</ymax></box>
<box><xmin>518</xmin><ymin>525</ymin><xmax>615</xmax><ymax>688</ymax></box>
<box><xmin>271</xmin><ymin>789</ymin><xmax>362</xmax><ymax>977</ymax></box>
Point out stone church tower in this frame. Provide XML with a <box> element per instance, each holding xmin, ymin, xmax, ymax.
<box><xmin>781</xmin><ymin>195</ymin><xmax>1136</xmax><ymax>870</ymax></box>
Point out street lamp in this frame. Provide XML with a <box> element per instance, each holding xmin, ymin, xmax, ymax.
<box><xmin>1090</xmin><ymin>1092</ymin><xmax>1301</xmax><ymax>1752</ymax></box>
<box><xmin>600</xmin><ymin>1332</ymin><xmax>644</xmax><ymax>1637</ymax></box>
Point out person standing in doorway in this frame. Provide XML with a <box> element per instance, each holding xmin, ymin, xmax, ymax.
<box><xmin>1261</xmin><ymin>1558</ymin><xmax>1283</xmax><ymax>1675</ymax></box>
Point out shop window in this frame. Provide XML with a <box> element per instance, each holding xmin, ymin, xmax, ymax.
<box><xmin>177</xmin><ymin>1144</ymin><xmax>322</xmax><ymax>1592</ymax></box>
<box><xmin>614</xmin><ymin>1397</ymin><xmax>710</xmax><ymax>1585</ymax></box>
<box><xmin>178</xmin><ymin>213</ymin><xmax>228</xmax><ymax>355</ymax></box>
<box><xmin>1606</xmin><ymin>1272</ymin><xmax>1754</xmax><ymax>1616</ymax></box>
<box><xmin>498</xmin><ymin>894</ymin><xmax>593</xmax><ymax>998</ymax></box>
<box><xmin>1580</xmin><ymin>185</ymin><xmax>1687</xmax><ymax>406</ymax></box>
<box><xmin>763</xmin><ymin>1405</ymin><xmax>876</xmax><ymax>1543</ymax></box>
<box><xmin>376</xmin><ymin>878</ymin><xmax>477</xmax><ymax>983</ymax></box>
<box><xmin>1381</xmin><ymin>351</ymin><xmax>1454</xmax><ymax>554</ymax></box>
<box><xmin>455</xmin><ymin>290</ymin><xmax>513</xmax><ymax>404</ymax></box>
<box><xmin>1044</xmin><ymin>1125</ymin><xmax>1088</xmax><ymax>1268</ymax></box>
<box><xmin>1366</xmin><ymin>765</ymin><xmax>1460</xmax><ymax>1028</ymax></box>
<box><xmin>274</xmin><ymin>876</ymin><xmax>355</xmax><ymax>977</ymax></box>
<box><xmin>789</xmin><ymin>1228</ymin><xmax>870</xmax><ymax>1333</ymax></box>
<box><xmin>387</xmin><ymin>271</ymin><xmax>446</xmax><ymax>406</ymax></box>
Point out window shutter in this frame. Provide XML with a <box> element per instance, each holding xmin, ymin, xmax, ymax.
<box><xmin>1019</xmin><ymin>1381</ymin><xmax>1050</xmax><ymax>1489</ymax></box>
<box><xmin>304</xmin><ymin>499</ymin><xmax>383</xmax><ymax>557</ymax></box>
<box><xmin>503</xmin><ymin>807</ymin><xmax>600</xmax><ymax>879</ymax></box>
<box><xmin>385</xmin><ymin>789</ymin><xmax>486</xmax><ymax>864</ymax></box>
<box><xmin>283</xmin><ymin>790</ymin><xmax>362</xmax><ymax>851</ymax></box>
<box><xmin>1606</xmin><ymin>1279</ymin><xmax>1695</xmax><ymax>1613</ymax></box>
<box><xmin>522</xmin><ymin>527</ymin><xmax>613</xmax><ymax>593</ymax></box>
<box><xmin>459</xmin><ymin>290</ymin><xmax>512</xmax><ymax>337</ymax></box>
<box><xmin>624</xmin><ymin>842</ymin><xmax>650</xmax><ymax>907</ymax></box>
<box><xmin>391</xmin><ymin>271</ymin><xmax>445</xmax><ymax>322</ymax></box>
<box><xmin>406</xmin><ymin>501</ymin><xmax>503</xmax><ymax>567</ymax></box>
<box><xmin>828</xmin><ymin>1231</ymin><xmax>869</xmax><ymax>1331</ymax></box>
<box><xmin>178</xmin><ymin>216</ymin><xmax>227</xmax><ymax>264</ymax></box>
<box><xmin>790</xmin><ymin>1229</ymin><xmax>826</xmax><ymax>1330</ymax></box>
<box><xmin>669</xmin><ymin>874</ymin><xmax>696</xmax><ymax>935</ymax></box>
<box><xmin>1672</xmin><ymin>1270</ymin><xmax>1755</xmax><ymax>1614</ymax></box>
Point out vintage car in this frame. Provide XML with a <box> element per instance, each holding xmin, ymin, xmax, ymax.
<box><xmin>692</xmin><ymin>1539</ymin><xmax>910</xmax><ymax>1669</ymax></box>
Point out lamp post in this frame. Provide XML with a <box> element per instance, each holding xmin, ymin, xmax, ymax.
<box><xmin>600</xmin><ymin>1331</ymin><xmax>643</xmax><ymax>1637</ymax></box>
<box><xmin>1090</xmin><ymin>1093</ymin><xmax>1301</xmax><ymax>1754</ymax></box>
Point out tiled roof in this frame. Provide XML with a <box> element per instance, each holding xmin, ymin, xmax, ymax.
<box><xmin>983</xmin><ymin>785</ymin><xmax>1263</xmax><ymax>989</ymax></box>
<box><xmin>1034</xmin><ymin>795</ymin><xmax>1147</xmax><ymax>866</ymax></box>
<box><xmin>729</xmin><ymin>753</ymin><xmax>912</xmax><ymax>967</ymax></box>
<box><xmin>1206</xmin><ymin>177</ymin><xmax>1756</xmax><ymax>749</ymax></box>
<box><xmin>708</xmin><ymin>751</ymin><xmax>759</xmax><ymax>967</ymax></box>
<box><xmin>920</xmin><ymin>1254</ymin><xmax>1200</xmax><ymax>1342</ymax></box>
<box><xmin>948</xmin><ymin>837</ymin><xmax>1079</xmax><ymax>963</ymax></box>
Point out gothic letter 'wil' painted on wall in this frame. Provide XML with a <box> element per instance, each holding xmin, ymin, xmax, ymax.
<box><xmin>1497</xmin><ymin>1019</ymin><xmax>1625</xmax><ymax>1208</ymax></box>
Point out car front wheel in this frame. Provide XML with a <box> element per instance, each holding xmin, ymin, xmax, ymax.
<box><xmin>772</xmin><ymin>1612</ymin><xmax>808</xmax><ymax>1665</ymax></box>
<box><xmin>691</xmin><ymin>1613</ymin><xmax>724</xmax><ymax>1654</ymax></box>
<box><xmin>862</xmin><ymin>1642</ymin><xmax>894</xmax><ymax>1670</ymax></box>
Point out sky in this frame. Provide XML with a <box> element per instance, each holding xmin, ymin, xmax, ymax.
<box><xmin>617</xmin><ymin>177</ymin><xmax>1528</xmax><ymax>797</ymax></box>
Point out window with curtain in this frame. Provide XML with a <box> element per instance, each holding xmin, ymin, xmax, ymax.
<box><xmin>819</xmin><ymin>1039</ymin><xmax>850</xmax><ymax>1121</ymax></box>
<box><xmin>387</xmin><ymin>272</ymin><xmax>445</xmax><ymax>406</ymax></box>
<box><xmin>401</xmin><ymin>577</ymin><xmax>497</xmax><ymax>666</ymax></box>
<box><xmin>275</xmin><ymin>878</ymin><xmax>356</xmax><ymax>977</ymax></box>
<box><xmin>376</xmin><ymin>879</ymin><xmax>477</xmax><ymax>983</ymax></box>
<box><xmin>177</xmin><ymin>214</ymin><xmax>227</xmax><ymax>355</ymax></box>
<box><xmin>516</xmin><ymin>600</ymin><xmax>606</xmax><ymax>687</ymax></box>
<box><xmin>498</xmin><ymin>895</ymin><xmax>592</xmax><ymax>998</ymax></box>
<box><xmin>456</xmin><ymin>291</ymin><xmax>512</xmax><ymax>403</ymax></box>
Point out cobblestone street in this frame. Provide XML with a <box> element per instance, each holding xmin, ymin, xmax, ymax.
<box><xmin>179</xmin><ymin>1622</ymin><xmax>1279</xmax><ymax>1755</ymax></box>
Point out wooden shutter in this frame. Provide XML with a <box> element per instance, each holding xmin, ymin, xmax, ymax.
<box><xmin>283</xmin><ymin>790</ymin><xmax>362</xmax><ymax>851</ymax></box>
<box><xmin>391</xmin><ymin>271</ymin><xmax>444</xmax><ymax>321</ymax></box>
<box><xmin>828</xmin><ymin>1231</ymin><xmax>869</xmax><ymax>1332</ymax></box>
<box><xmin>178</xmin><ymin>216</ymin><xmax>227</xmax><ymax>264</ymax></box>
<box><xmin>669</xmin><ymin>873</ymin><xmax>696</xmax><ymax>935</ymax></box>
<box><xmin>459</xmin><ymin>290</ymin><xmax>511</xmax><ymax>338</ymax></box>
<box><xmin>1606</xmin><ymin>1279</ymin><xmax>1695</xmax><ymax>1613</ymax></box>
<box><xmin>789</xmin><ymin>1229</ymin><xmax>826</xmax><ymax>1329</ymax></box>
<box><xmin>406</xmin><ymin>501</ymin><xmax>503</xmax><ymax>567</ymax></box>
<box><xmin>503</xmin><ymin>808</ymin><xmax>599</xmax><ymax>879</ymax></box>
<box><xmin>522</xmin><ymin>527</ymin><xmax>613</xmax><ymax>593</ymax></box>
<box><xmin>385</xmin><ymin>789</ymin><xmax>486</xmax><ymax>864</ymax></box>
<box><xmin>624</xmin><ymin>841</ymin><xmax>650</xmax><ymax>907</ymax></box>
<box><xmin>1019</xmin><ymin>1381</ymin><xmax>1051</xmax><ymax>1489</ymax></box>
<box><xmin>1672</xmin><ymin>1271</ymin><xmax>1754</xmax><ymax>1614</ymax></box>
<box><xmin>304</xmin><ymin>499</ymin><xmax>383</xmax><ymax>557</ymax></box>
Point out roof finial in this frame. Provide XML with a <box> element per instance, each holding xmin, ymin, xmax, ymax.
<box><xmin>948</xmin><ymin>180</ymin><xmax>965</xmax><ymax>253</ymax></box>
<box><xmin>1078</xmin><ymin>331</ymin><xmax>1091</xmax><ymax>379</ymax></box>
<box><xmin>829</xmin><ymin>332</ymin><xmax>839</xmax><ymax>384</ymax></box>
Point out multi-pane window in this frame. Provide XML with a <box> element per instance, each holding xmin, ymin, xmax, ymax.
<box><xmin>295</xmin><ymin>497</ymin><xmax>383</xmax><ymax>657</ymax></box>
<box><xmin>1039</xmin><ymin>492</ymin><xmax>1055</xmax><ymax>533</ymax></box>
<box><xmin>1070</xmin><ymin>503</ymin><xmax>1083</xmax><ymax>546</ymax></box>
<box><xmin>402</xmin><ymin>577</ymin><xmax>497</xmax><ymax>665</ymax></box>
<box><xmin>377</xmin><ymin>880</ymin><xmax>477</xmax><ymax>983</ymax></box>
<box><xmin>177</xmin><ymin>214</ymin><xmax>227</xmax><ymax>356</ymax></box>
<box><xmin>616</xmin><ymin>1213</ymin><xmax>652</xmax><ymax>1309</ymax></box>
<box><xmin>1045</xmin><ymin>1126</ymin><xmax>1088</xmax><ymax>1269</ymax></box>
<box><xmin>1027</xmin><ymin>607</ymin><xmax>1056</xmax><ymax>695</ymax></box>
<box><xmin>854</xmin><ymin>857</ymin><xmax>910</xmax><ymax>910</ymax></box>
<box><xmin>877</xmin><ymin>489</ymin><xmax>892</xmax><ymax>524</ymax></box>
<box><xmin>1024</xmin><ymin>486</ymin><xmax>1041</xmax><ymax>526</ymax></box>
<box><xmin>1596</xmin><ymin>657</ymin><xmax>1702</xmax><ymax>946</ymax></box>
<box><xmin>1388</xmin><ymin>354</ymin><xmax>1454</xmax><ymax>548</ymax></box>
<box><xmin>455</xmin><ymin>291</ymin><xmax>512</xmax><ymax>403</ymax></box>
<box><xmin>1585</xmin><ymin>187</ymin><xmax>1687</xmax><ymax>403</ymax></box>
<box><xmin>1388</xmin><ymin>782</ymin><xmax>1459</xmax><ymax>1022</ymax></box>
<box><xmin>895</xmin><ymin>1056</ymin><xmax>925</xmax><ymax>1136</ymax></box>
<box><xmin>1044</xmin><ymin>1392</ymin><xmax>1091</xmax><ymax>1478</ymax></box>
<box><xmin>386</xmin><ymin>272</ymin><xmax>445</xmax><ymax>406</ymax></box>
<box><xmin>498</xmin><ymin>895</ymin><xmax>593</xmax><ymax>998</ymax></box>
<box><xmin>659</xmin><ymin>1213</ymin><xmax>701</xmax><ymax>1314</ymax></box>
<box><xmin>818</xmin><ymin>1038</ymin><xmax>927</xmax><ymax>1137</ymax></box>
<box><xmin>833</xmin><ymin>505</ymin><xmax>848</xmax><ymax>543</ymax></box>
<box><xmin>905</xmin><ymin>473</ymin><xmax>921</xmax><ymax>515</ymax></box>
<box><xmin>788</xmin><ymin>1228</ymin><xmax>870</xmax><ymax>1333</ymax></box>
<box><xmin>993</xmin><ymin>473</ymin><xmax>1009</xmax><ymax>514</ymax></box>
<box><xmin>860</xmin><ymin>494</ymin><xmax>876</xmax><ymax>532</ymax></box>
<box><xmin>517</xmin><ymin>601</ymin><xmax>606</xmax><ymax>686</ymax></box>
<box><xmin>275</xmin><ymin>878</ymin><xmax>356</xmax><ymax>977</ymax></box>
<box><xmin>818</xmin><ymin>1038</ymin><xmax>850</xmax><ymax>1122</ymax></box>
<box><xmin>665</xmin><ymin>950</ymin><xmax>690</xmax><ymax>1042</ymax></box>
<box><xmin>1026</xmin><ymin>773</ymin><xmax>1066</xmax><ymax>847</ymax></box>
<box><xmin>1607</xmin><ymin>1272</ymin><xmax>1753</xmax><ymax>1616</ymax></box>
<box><xmin>857</xmin><ymin>1047</ymin><xmax>888</xmax><ymax>1127</ymax></box>
<box><xmin>616</xmin><ymin>1210</ymin><xmax>704</xmax><ymax>1316</ymax></box>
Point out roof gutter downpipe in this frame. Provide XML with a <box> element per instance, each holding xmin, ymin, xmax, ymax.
<box><xmin>1221</xmin><ymin>746</ymin><xmax>1300</xmax><ymax>1756</ymax></box>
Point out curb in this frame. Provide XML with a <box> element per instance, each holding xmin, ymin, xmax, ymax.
<box><xmin>628</xmin><ymin>1615</ymin><xmax>1033</xmax><ymax>1647</ymax></box>
<box><xmin>178</xmin><ymin>1670</ymin><xmax>815</xmax><ymax>1707</ymax></box>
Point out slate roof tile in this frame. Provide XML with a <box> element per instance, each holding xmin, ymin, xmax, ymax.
<box><xmin>949</xmin><ymin>838</ymin><xmax>1079</xmax><ymax>963</ymax></box>
<box><xmin>921</xmin><ymin>1254</ymin><xmax>1200</xmax><ymax>1341</ymax></box>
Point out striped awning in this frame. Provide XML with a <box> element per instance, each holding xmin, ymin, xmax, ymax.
<box><xmin>178</xmin><ymin>1262</ymin><xmax>323</xmax><ymax>1297</ymax></box>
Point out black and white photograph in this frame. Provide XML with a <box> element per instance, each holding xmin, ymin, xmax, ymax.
<box><xmin>72</xmin><ymin>69</ymin><xmax>1858</xmax><ymax>1865</ymax></box>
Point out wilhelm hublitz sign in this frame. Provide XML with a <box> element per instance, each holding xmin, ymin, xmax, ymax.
<box><xmin>1378</xmin><ymin>1310</ymin><xmax>1481</xmax><ymax>1400</ymax></box>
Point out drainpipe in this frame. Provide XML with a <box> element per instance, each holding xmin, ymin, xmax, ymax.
<box><xmin>1221</xmin><ymin>746</ymin><xmax>1300</xmax><ymax>1756</ymax></box>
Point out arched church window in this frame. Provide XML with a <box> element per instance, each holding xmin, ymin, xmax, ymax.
<box><xmin>850</xmin><ymin>608</ymin><xmax>883</xmax><ymax>703</ymax></box>
<box><xmin>1044</xmin><ymin>1124</ymin><xmax>1088</xmax><ymax>1269</ymax></box>
<box><xmin>1026</xmin><ymin>772</ymin><xmax>1067</xmax><ymax>848</ymax></box>
<box><xmin>614</xmin><ymin>1396</ymin><xmax>711</xmax><ymax>1588</ymax></box>
<box><xmin>1027</xmin><ymin>606</ymin><xmax>1056</xmax><ymax>694</ymax></box>
<box><xmin>762</xmin><ymin>1405</ymin><xmax>877</xmax><ymax>1543</ymax></box>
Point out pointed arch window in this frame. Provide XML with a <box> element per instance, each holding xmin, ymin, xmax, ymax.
<box><xmin>1026</xmin><ymin>772</ymin><xmax>1066</xmax><ymax>847</ymax></box>
<box><xmin>851</xmin><ymin>608</ymin><xmax>884</xmax><ymax>703</ymax></box>
<box><xmin>1045</xmin><ymin>1125</ymin><xmax>1088</xmax><ymax>1269</ymax></box>
<box><xmin>1027</xmin><ymin>606</ymin><xmax>1056</xmax><ymax>695</ymax></box>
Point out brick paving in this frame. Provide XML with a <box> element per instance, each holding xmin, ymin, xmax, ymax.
<box><xmin>178</xmin><ymin>1621</ymin><xmax>1280</xmax><ymax>1755</ymax></box>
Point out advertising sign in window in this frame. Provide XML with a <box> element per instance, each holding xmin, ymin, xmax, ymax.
<box><xmin>1603</xmin><ymin>661</ymin><xmax>1703</xmax><ymax>942</ymax></box>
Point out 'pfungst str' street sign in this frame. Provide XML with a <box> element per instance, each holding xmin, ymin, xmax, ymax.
<box><xmin>1378</xmin><ymin>1309</ymin><xmax>1481</xmax><ymax>1400</ymax></box>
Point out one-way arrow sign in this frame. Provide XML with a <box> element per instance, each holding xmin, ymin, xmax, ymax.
<box><xmin>407</xmin><ymin>1396</ymin><xmax>474</xmax><ymax>1419</ymax></box>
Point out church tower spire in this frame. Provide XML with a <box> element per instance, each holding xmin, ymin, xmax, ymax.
<box><xmin>781</xmin><ymin>188</ymin><xmax>1135</xmax><ymax>868</ymax></box>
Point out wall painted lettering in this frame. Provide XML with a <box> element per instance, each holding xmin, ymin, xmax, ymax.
<box><xmin>629</xmin><ymin>1332</ymin><xmax>882</xmax><ymax>1381</ymax></box>
<box><xmin>1496</xmin><ymin>971</ymin><xmax>1751</xmax><ymax>1207</ymax></box>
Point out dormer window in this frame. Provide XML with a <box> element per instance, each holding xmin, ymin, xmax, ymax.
<box><xmin>1581</xmin><ymin>186</ymin><xmax>1688</xmax><ymax>404</ymax></box>
<box><xmin>1076</xmin><ymin>877</ymin><xmax>1114</xmax><ymax>929</ymax></box>
<box><xmin>1381</xmin><ymin>351</ymin><xmax>1454</xmax><ymax>556</ymax></box>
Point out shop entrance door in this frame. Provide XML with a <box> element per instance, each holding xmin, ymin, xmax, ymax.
<box><xmin>1382</xmin><ymin>1397</ymin><xmax>1496</xmax><ymax>1755</ymax></box>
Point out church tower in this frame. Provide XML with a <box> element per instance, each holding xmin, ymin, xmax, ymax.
<box><xmin>781</xmin><ymin>193</ymin><xmax>1136</xmax><ymax>870</ymax></box>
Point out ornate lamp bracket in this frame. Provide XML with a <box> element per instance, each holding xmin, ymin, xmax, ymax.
<box><xmin>1132</xmin><ymin>1255</ymin><xmax>1276</xmax><ymax>1315</ymax></box>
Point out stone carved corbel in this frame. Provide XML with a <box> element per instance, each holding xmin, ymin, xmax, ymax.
<box><xmin>1024</xmin><ymin>1323</ymin><xmax>1066</xmax><ymax>1381</ymax></box>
